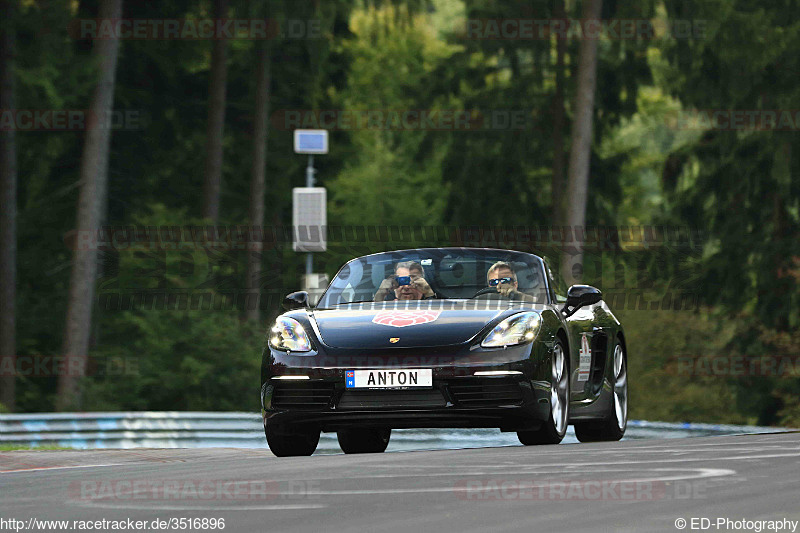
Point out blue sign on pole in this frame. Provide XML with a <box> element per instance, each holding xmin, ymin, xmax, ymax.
<box><xmin>294</xmin><ymin>129</ymin><xmax>329</xmax><ymax>154</ymax></box>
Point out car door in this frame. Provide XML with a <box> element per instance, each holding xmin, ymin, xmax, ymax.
<box><xmin>543</xmin><ymin>258</ymin><xmax>601</xmax><ymax>402</ymax></box>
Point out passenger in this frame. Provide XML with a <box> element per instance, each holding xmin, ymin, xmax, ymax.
<box><xmin>374</xmin><ymin>261</ymin><xmax>435</xmax><ymax>301</ymax></box>
<box><xmin>486</xmin><ymin>261</ymin><xmax>535</xmax><ymax>302</ymax></box>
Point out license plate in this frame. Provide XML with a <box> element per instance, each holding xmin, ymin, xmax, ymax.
<box><xmin>345</xmin><ymin>369</ymin><xmax>432</xmax><ymax>389</ymax></box>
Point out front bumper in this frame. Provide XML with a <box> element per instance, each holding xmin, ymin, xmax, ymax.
<box><xmin>261</xmin><ymin>337</ymin><xmax>555</xmax><ymax>432</ymax></box>
<box><xmin>262</xmin><ymin>374</ymin><xmax>552</xmax><ymax>432</ymax></box>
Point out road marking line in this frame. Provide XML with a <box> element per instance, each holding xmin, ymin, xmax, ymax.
<box><xmin>233</xmin><ymin>466</ymin><xmax>711</xmax><ymax>483</ymax></box>
<box><xmin>74</xmin><ymin>502</ymin><xmax>327</xmax><ymax>511</ymax></box>
<box><xmin>234</xmin><ymin>468</ymin><xmax>735</xmax><ymax>496</ymax></box>
<box><xmin>481</xmin><ymin>449</ymin><xmax>800</xmax><ymax>464</ymax></box>
<box><xmin>0</xmin><ymin>463</ymin><xmax>126</xmax><ymax>474</ymax></box>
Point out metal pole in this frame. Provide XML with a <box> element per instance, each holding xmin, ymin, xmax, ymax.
<box><xmin>306</xmin><ymin>154</ymin><xmax>314</xmax><ymax>187</ymax></box>
<box><xmin>305</xmin><ymin>154</ymin><xmax>314</xmax><ymax>278</ymax></box>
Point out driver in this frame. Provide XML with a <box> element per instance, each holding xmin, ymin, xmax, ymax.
<box><xmin>374</xmin><ymin>261</ymin><xmax>435</xmax><ymax>301</ymax></box>
<box><xmin>486</xmin><ymin>261</ymin><xmax>535</xmax><ymax>302</ymax></box>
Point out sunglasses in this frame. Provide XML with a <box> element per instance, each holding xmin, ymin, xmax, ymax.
<box><xmin>488</xmin><ymin>277</ymin><xmax>514</xmax><ymax>287</ymax></box>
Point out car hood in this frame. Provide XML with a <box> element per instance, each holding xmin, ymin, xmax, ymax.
<box><xmin>309</xmin><ymin>305</ymin><xmax>516</xmax><ymax>349</ymax></box>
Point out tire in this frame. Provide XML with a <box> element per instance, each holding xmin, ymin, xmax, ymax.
<box><xmin>575</xmin><ymin>337</ymin><xmax>628</xmax><ymax>442</ymax></box>
<box><xmin>337</xmin><ymin>428</ymin><xmax>391</xmax><ymax>454</ymax></box>
<box><xmin>265</xmin><ymin>423</ymin><xmax>320</xmax><ymax>457</ymax></box>
<box><xmin>518</xmin><ymin>339</ymin><xmax>569</xmax><ymax>445</ymax></box>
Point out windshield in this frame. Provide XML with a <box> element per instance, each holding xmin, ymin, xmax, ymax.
<box><xmin>317</xmin><ymin>249</ymin><xmax>549</xmax><ymax>306</ymax></box>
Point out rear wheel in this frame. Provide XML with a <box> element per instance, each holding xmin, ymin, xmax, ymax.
<box><xmin>575</xmin><ymin>338</ymin><xmax>628</xmax><ymax>442</ymax></box>
<box><xmin>265</xmin><ymin>423</ymin><xmax>320</xmax><ymax>457</ymax></box>
<box><xmin>518</xmin><ymin>339</ymin><xmax>569</xmax><ymax>445</ymax></box>
<box><xmin>337</xmin><ymin>428</ymin><xmax>391</xmax><ymax>454</ymax></box>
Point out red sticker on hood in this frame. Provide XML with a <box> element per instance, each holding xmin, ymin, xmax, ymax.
<box><xmin>371</xmin><ymin>310</ymin><xmax>442</xmax><ymax>328</ymax></box>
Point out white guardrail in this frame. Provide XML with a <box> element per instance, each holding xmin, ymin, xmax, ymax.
<box><xmin>0</xmin><ymin>412</ymin><xmax>790</xmax><ymax>450</ymax></box>
<box><xmin>0</xmin><ymin>412</ymin><xmax>264</xmax><ymax>449</ymax></box>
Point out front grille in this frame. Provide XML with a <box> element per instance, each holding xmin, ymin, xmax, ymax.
<box><xmin>448</xmin><ymin>378</ymin><xmax>523</xmax><ymax>407</ymax></box>
<box><xmin>337</xmin><ymin>389</ymin><xmax>446</xmax><ymax>410</ymax></box>
<box><xmin>271</xmin><ymin>381</ymin><xmax>336</xmax><ymax>410</ymax></box>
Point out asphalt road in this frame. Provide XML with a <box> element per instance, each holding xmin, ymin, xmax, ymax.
<box><xmin>2</xmin><ymin>432</ymin><xmax>799</xmax><ymax>533</ymax></box>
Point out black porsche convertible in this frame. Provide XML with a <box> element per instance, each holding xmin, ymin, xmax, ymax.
<box><xmin>261</xmin><ymin>248</ymin><xmax>628</xmax><ymax>456</ymax></box>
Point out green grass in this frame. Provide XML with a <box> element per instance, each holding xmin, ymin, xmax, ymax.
<box><xmin>0</xmin><ymin>444</ymin><xmax>71</xmax><ymax>451</ymax></box>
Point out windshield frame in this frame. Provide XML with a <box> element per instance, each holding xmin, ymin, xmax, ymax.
<box><xmin>315</xmin><ymin>248</ymin><xmax>553</xmax><ymax>307</ymax></box>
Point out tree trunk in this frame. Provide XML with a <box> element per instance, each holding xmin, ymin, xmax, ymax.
<box><xmin>550</xmin><ymin>0</ymin><xmax>567</xmax><ymax>227</ymax></box>
<box><xmin>202</xmin><ymin>0</ymin><xmax>229</xmax><ymax>223</ymax></box>
<box><xmin>57</xmin><ymin>0</ymin><xmax>123</xmax><ymax>411</ymax></box>
<box><xmin>560</xmin><ymin>0</ymin><xmax>602</xmax><ymax>286</ymax></box>
<box><xmin>0</xmin><ymin>0</ymin><xmax>17</xmax><ymax>412</ymax></box>
<box><xmin>246</xmin><ymin>43</ymin><xmax>271</xmax><ymax>322</ymax></box>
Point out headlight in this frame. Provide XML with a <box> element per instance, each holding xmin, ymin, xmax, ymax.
<box><xmin>269</xmin><ymin>317</ymin><xmax>312</xmax><ymax>352</ymax></box>
<box><xmin>481</xmin><ymin>312</ymin><xmax>542</xmax><ymax>348</ymax></box>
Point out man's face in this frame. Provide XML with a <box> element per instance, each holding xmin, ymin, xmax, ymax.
<box><xmin>488</xmin><ymin>267</ymin><xmax>518</xmax><ymax>292</ymax></box>
<box><xmin>394</xmin><ymin>267</ymin><xmax>423</xmax><ymax>300</ymax></box>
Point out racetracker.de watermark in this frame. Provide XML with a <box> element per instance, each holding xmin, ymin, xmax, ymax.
<box><xmin>66</xmin><ymin>224</ymin><xmax>706</xmax><ymax>252</ymax></box>
<box><xmin>95</xmin><ymin>288</ymin><xmax>700</xmax><ymax>313</ymax></box>
<box><xmin>455</xmin><ymin>479</ymin><xmax>707</xmax><ymax>500</ymax></box>
<box><xmin>0</xmin><ymin>355</ymin><xmax>139</xmax><ymax>377</ymax></box>
<box><xmin>271</xmin><ymin>109</ymin><xmax>533</xmax><ymax>131</ymax></box>
<box><xmin>668</xmin><ymin>355</ymin><xmax>800</xmax><ymax>378</ymax></box>
<box><xmin>71</xmin><ymin>18</ymin><xmax>321</xmax><ymax>40</ymax></box>
<box><xmin>668</xmin><ymin>110</ymin><xmax>800</xmax><ymax>131</ymax></box>
<box><xmin>68</xmin><ymin>479</ymin><xmax>319</xmax><ymax>501</ymax></box>
<box><xmin>463</xmin><ymin>18</ymin><xmax>707</xmax><ymax>40</ymax></box>
<box><xmin>0</xmin><ymin>109</ymin><xmax>145</xmax><ymax>131</ymax></box>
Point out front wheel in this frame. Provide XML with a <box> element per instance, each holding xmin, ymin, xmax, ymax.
<box><xmin>265</xmin><ymin>423</ymin><xmax>320</xmax><ymax>457</ymax></box>
<box><xmin>518</xmin><ymin>340</ymin><xmax>569</xmax><ymax>445</ymax></box>
<box><xmin>337</xmin><ymin>428</ymin><xmax>391</xmax><ymax>454</ymax></box>
<box><xmin>575</xmin><ymin>338</ymin><xmax>628</xmax><ymax>442</ymax></box>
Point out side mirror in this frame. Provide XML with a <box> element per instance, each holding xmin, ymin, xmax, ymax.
<box><xmin>562</xmin><ymin>285</ymin><xmax>602</xmax><ymax>317</ymax></box>
<box><xmin>283</xmin><ymin>291</ymin><xmax>310</xmax><ymax>311</ymax></box>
